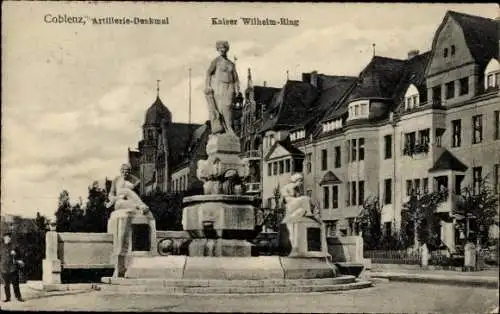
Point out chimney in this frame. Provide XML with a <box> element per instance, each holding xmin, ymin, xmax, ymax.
<box><xmin>263</xmin><ymin>81</ymin><xmax>267</xmax><ymax>87</ymax></box>
<box><xmin>310</xmin><ymin>71</ymin><xmax>318</xmax><ymax>87</ymax></box>
<box><xmin>407</xmin><ymin>49</ymin><xmax>420</xmax><ymax>60</ymax></box>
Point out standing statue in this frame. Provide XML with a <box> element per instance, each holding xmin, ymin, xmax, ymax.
<box><xmin>205</xmin><ymin>40</ymin><xmax>242</xmax><ymax>135</ymax></box>
<box><xmin>106</xmin><ymin>163</ymin><xmax>149</xmax><ymax>213</ymax></box>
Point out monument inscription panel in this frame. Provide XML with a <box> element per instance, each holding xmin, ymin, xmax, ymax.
<box><xmin>306</xmin><ymin>227</ymin><xmax>321</xmax><ymax>252</ymax></box>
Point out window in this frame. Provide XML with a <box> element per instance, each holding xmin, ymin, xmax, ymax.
<box><xmin>279</xmin><ymin>161</ymin><xmax>284</xmax><ymax>174</ymax></box>
<box><xmin>326</xmin><ymin>221</ymin><xmax>337</xmax><ymax>237</ymax></box>
<box><xmin>384</xmin><ymin>222</ymin><xmax>392</xmax><ymax>237</ymax></box>
<box><xmin>472</xmin><ymin>115</ymin><xmax>483</xmax><ymax>144</ymax></box>
<box><xmin>419</xmin><ymin>129</ymin><xmax>430</xmax><ymax>146</ymax></box>
<box><xmin>414</xmin><ymin>179</ymin><xmax>421</xmax><ymax>195</ymax></box>
<box><xmin>446</xmin><ymin>81</ymin><xmax>455</xmax><ymax>99</ymax></box>
<box><xmin>321</xmin><ymin>149</ymin><xmax>328</xmax><ymax>170</ymax></box>
<box><xmin>267</xmin><ymin>163</ymin><xmax>272</xmax><ymax>176</ymax></box>
<box><xmin>473</xmin><ymin>167</ymin><xmax>482</xmax><ymax>195</ymax></box>
<box><xmin>346</xmin><ymin>140</ymin><xmax>351</xmax><ymax>163</ymax></box>
<box><xmin>487</xmin><ymin>74</ymin><xmax>495</xmax><ymax>87</ymax></box>
<box><xmin>285</xmin><ymin>159</ymin><xmax>291</xmax><ymax>173</ymax></box>
<box><xmin>443</xmin><ymin>48</ymin><xmax>448</xmax><ymax>58</ymax></box>
<box><xmin>351</xmin><ymin>182</ymin><xmax>357</xmax><ymax>206</ymax></box>
<box><xmin>406</xmin><ymin>180</ymin><xmax>413</xmax><ymax>196</ymax></box>
<box><xmin>351</xmin><ymin>139</ymin><xmax>357</xmax><ymax>162</ymax></box>
<box><xmin>294</xmin><ymin>159</ymin><xmax>303</xmax><ymax>172</ymax></box>
<box><xmin>273</xmin><ymin>162</ymin><xmax>278</xmax><ymax>175</ymax></box>
<box><xmin>384</xmin><ymin>179</ymin><xmax>392</xmax><ymax>204</ymax></box>
<box><xmin>495</xmin><ymin>111</ymin><xmax>500</xmax><ymax>140</ymax></box>
<box><xmin>334</xmin><ymin>146</ymin><xmax>341</xmax><ymax>168</ymax></box>
<box><xmin>495</xmin><ymin>164</ymin><xmax>500</xmax><ymax>194</ymax></box>
<box><xmin>459</xmin><ymin>77</ymin><xmax>469</xmax><ymax>95</ymax></box>
<box><xmin>384</xmin><ymin>135</ymin><xmax>392</xmax><ymax>159</ymax></box>
<box><xmin>432</xmin><ymin>85</ymin><xmax>442</xmax><ymax>104</ymax></box>
<box><xmin>306</xmin><ymin>153</ymin><xmax>312</xmax><ymax>173</ymax></box>
<box><xmin>358</xmin><ymin>181</ymin><xmax>365</xmax><ymax>205</ymax></box>
<box><xmin>452</xmin><ymin>119</ymin><xmax>461</xmax><ymax>147</ymax></box>
<box><xmin>451</xmin><ymin>45</ymin><xmax>456</xmax><ymax>56</ymax></box>
<box><xmin>323</xmin><ymin>186</ymin><xmax>330</xmax><ymax>209</ymax></box>
<box><xmin>346</xmin><ymin>182</ymin><xmax>351</xmax><ymax>206</ymax></box>
<box><xmin>421</xmin><ymin>178</ymin><xmax>428</xmax><ymax>194</ymax></box>
<box><xmin>358</xmin><ymin>138</ymin><xmax>365</xmax><ymax>161</ymax></box>
<box><xmin>332</xmin><ymin>185</ymin><xmax>339</xmax><ymax>209</ymax></box>
<box><xmin>404</xmin><ymin>132</ymin><xmax>416</xmax><ymax>155</ymax></box>
<box><xmin>354</xmin><ymin>104</ymin><xmax>359</xmax><ymax>116</ymax></box>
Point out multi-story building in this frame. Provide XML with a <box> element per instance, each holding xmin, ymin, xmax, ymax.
<box><xmin>129</xmin><ymin>91</ymin><xmax>208</xmax><ymax>196</ymax></box>
<box><xmin>248</xmin><ymin>10</ymin><xmax>499</xmax><ymax>249</ymax></box>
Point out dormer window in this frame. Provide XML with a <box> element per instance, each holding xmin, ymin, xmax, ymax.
<box><xmin>484</xmin><ymin>58</ymin><xmax>500</xmax><ymax>90</ymax></box>
<box><xmin>443</xmin><ymin>48</ymin><xmax>448</xmax><ymax>58</ymax></box>
<box><xmin>451</xmin><ymin>45</ymin><xmax>456</xmax><ymax>56</ymax></box>
<box><xmin>322</xmin><ymin>118</ymin><xmax>343</xmax><ymax>133</ymax></box>
<box><xmin>291</xmin><ymin>129</ymin><xmax>306</xmax><ymax>141</ymax></box>
<box><xmin>347</xmin><ymin>100</ymin><xmax>370</xmax><ymax>121</ymax></box>
<box><xmin>404</xmin><ymin>84</ymin><xmax>420</xmax><ymax>110</ymax></box>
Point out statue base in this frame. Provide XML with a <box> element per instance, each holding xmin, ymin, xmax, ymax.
<box><xmin>279</xmin><ymin>216</ymin><xmax>329</xmax><ymax>258</ymax></box>
<box><xmin>107</xmin><ymin>209</ymin><xmax>157</xmax><ymax>277</ymax></box>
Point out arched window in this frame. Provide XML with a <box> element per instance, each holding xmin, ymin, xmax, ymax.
<box><xmin>484</xmin><ymin>58</ymin><xmax>500</xmax><ymax>90</ymax></box>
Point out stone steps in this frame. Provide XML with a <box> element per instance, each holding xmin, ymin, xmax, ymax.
<box><xmin>102</xmin><ymin>275</ymin><xmax>356</xmax><ymax>287</ymax></box>
<box><xmin>99</xmin><ymin>276</ymin><xmax>373</xmax><ymax>294</ymax></box>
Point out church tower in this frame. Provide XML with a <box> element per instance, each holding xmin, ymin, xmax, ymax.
<box><xmin>139</xmin><ymin>82</ymin><xmax>172</xmax><ymax>195</ymax></box>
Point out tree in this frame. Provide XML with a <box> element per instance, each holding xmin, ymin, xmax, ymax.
<box><xmin>454</xmin><ymin>177</ymin><xmax>499</xmax><ymax>247</ymax></box>
<box><xmin>55</xmin><ymin>190</ymin><xmax>72</xmax><ymax>232</ymax></box>
<box><xmin>401</xmin><ymin>189</ymin><xmax>448</xmax><ymax>249</ymax></box>
<box><xmin>69</xmin><ymin>202</ymin><xmax>86</xmax><ymax>232</ymax></box>
<box><xmin>142</xmin><ymin>190</ymin><xmax>183</xmax><ymax>231</ymax></box>
<box><xmin>357</xmin><ymin>196</ymin><xmax>382</xmax><ymax>250</ymax></box>
<box><xmin>35</xmin><ymin>211</ymin><xmax>46</xmax><ymax>232</ymax></box>
<box><xmin>85</xmin><ymin>181</ymin><xmax>110</xmax><ymax>232</ymax></box>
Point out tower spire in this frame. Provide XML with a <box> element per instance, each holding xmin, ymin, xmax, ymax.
<box><xmin>372</xmin><ymin>43</ymin><xmax>376</xmax><ymax>57</ymax></box>
<box><xmin>286</xmin><ymin>70</ymin><xmax>289</xmax><ymax>81</ymax></box>
<box><xmin>247</xmin><ymin>68</ymin><xmax>253</xmax><ymax>89</ymax></box>
<box><xmin>156</xmin><ymin>79</ymin><xmax>160</xmax><ymax>97</ymax></box>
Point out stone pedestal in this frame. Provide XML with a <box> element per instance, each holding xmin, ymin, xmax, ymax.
<box><xmin>281</xmin><ymin>216</ymin><xmax>329</xmax><ymax>258</ymax></box>
<box><xmin>107</xmin><ymin>209</ymin><xmax>156</xmax><ymax>277</ymax></box>
<box><xmin>42</xmin><ymin>230</ymin><xmax>61</xmax><ymax>284</ymax></box>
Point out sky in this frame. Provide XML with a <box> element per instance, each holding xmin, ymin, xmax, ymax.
<box><xmin>1</xmin><ymin>2</ymin><xmax>498</xmax><ymax>220</ymax></box>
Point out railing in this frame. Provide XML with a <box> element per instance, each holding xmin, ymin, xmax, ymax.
<box><xmin>364</xmin><ymin>250</ymin><xmax>421</xmax><ymax>265</ymax></box>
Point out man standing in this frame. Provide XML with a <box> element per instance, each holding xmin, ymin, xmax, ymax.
<box><xmin>1</xmin><ymin>233</ymin><xmax>24</xmax><ymax>302</ymax></box>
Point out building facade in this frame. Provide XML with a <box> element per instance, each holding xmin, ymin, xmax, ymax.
<box><xmin>242</xmin><ymin>10</ymin><xmax>499</xmax><ymax>249</ymax></box>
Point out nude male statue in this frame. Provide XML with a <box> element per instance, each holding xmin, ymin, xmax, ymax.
<box><xmin>204</xmin><ymin>40</ymin><xmax>242</xmax><ymax>135</ymax></box>
<box><xmin>106</xmin><ymin>163</ymin><xmax>149</xmax><ymax>213</ymax></box>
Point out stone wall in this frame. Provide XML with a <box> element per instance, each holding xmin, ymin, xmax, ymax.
<box><xmin>326</xmin><ymin>236</ymin><xmax>363</xmax><ymax>263</ymax></box>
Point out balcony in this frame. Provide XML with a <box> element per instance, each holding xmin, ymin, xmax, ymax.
<box><xmin>240</xmin><ymin>150</ymin><xmax>261</xmax><ymax>160</ymax></box>
<box><xmin>245</xmin><ymin>182</ymin><xmax>261</xmax><ymax>194</ymax></box>
<box><xmin>403</xmin><ymin>142</ymin><xmax>429</xmax><ymax>157</ymax></box>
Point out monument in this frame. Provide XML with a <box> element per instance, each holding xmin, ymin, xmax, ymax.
<box><xmin>101</xmin><ymin>42</ymin><xmax>369</xmax><ymax>291</ymax></box>
<box><xmin>106</xmin><ymin>163</ymin><xmax>156</xmax><ymax>277</ymax></box>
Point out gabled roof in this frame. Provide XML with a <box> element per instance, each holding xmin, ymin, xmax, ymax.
<box><xmin>320</xmin><ymin>56</ymin><xmax>406</xmax><ymax>123</ymax></box>
<box><xmin>167</xmin><ymin>122</ymin><xmax>203</xmax><ymax>169</ymax></box>
<box><xmin>253</xmin><ymin>86</ymin><xmax>281</xmax><ymax>105</ymax></box>
<box><xmin>428</xmin><ymin>150</ymin><xmax>468</xmax><ymax>173</ymax></box>
<box><xmin>448</xmin><ymin>11</ymin><xmax>498</xmax><ymax>72</ymax></box>
<box><xmin>319</xmin><ymin>171</ymin><xmax>342</xmax><ymax>185</ymax></box>
<box><xmin>263</xmin><ymin>139</ymin><xmax>304</xmax><ymax>161</ymax></box>
<box><xmin>393</xmin><ymin>51</ymin><xmax>432</xmax><ymax>112</ymax></box>
<box><xmin>291</xmin><ymin>76</ymin><xmax>357</xmax><ymax>132</ymax></box>
<box><xmin>260</xmin><ymin>80</ymin><xmax>319</xmax><ymax>133</ymax></box>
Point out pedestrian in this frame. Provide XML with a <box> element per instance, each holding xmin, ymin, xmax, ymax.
<box><xmin>1</xmin><ymin>233</ymin><xmax>24</xmax><ymax>302</ymax></box>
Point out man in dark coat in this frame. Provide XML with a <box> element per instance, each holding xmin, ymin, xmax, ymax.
<box><xmin>1</xmin><ymin>233</ymin><xmax>24</xmax><ymax>302</ymax></box>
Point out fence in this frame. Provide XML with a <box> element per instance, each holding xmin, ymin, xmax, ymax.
<box><xmin>364</xmin><ymin>250</ymin><xmax>421</xmax><ymax>265</ymax></box>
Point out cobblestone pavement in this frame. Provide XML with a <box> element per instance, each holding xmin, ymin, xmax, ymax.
<box><xmin>2</xmin><ymin>282</ymin><xmax>498</xmax><ymax>313</ymax></box>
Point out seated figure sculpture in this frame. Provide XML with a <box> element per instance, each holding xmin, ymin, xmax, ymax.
<box><xmin>106</xmin><ymin>163</ymin><xmax>149</xmax><ymax>213</ymax></box>
<box><xmin>281</xmin><ymin>173</ymin><xmax>318</xmax><ymax>223</ymax></box>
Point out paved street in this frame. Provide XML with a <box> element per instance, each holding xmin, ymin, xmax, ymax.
<box><xmin>2</xmin><ymin>281</ymin><xmax>498</xmax><ymax>313</ymax></box>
